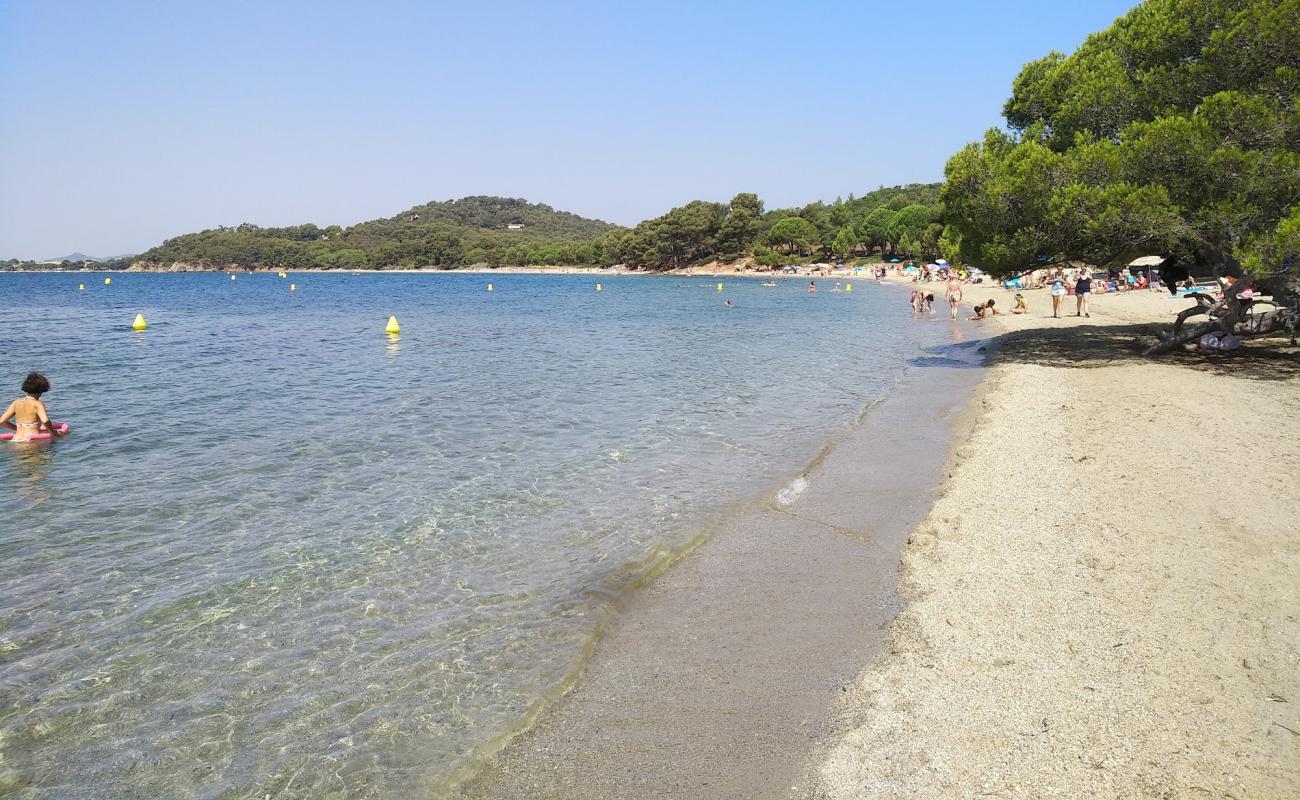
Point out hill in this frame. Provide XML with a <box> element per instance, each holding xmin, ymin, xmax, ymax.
<box><xmin>128</xmin><ymin>184</ymin><xmax>950</xmax><ymax>272</ymax></box>
<box><xmin>134</xmin><ymin>196</ymin><xmax>623</xmax><ymax>270</ymax></box>
<box><xmin>37</xmin><ymin>252</ymin><xmax>136</xmax><ymax>263</ymax></box>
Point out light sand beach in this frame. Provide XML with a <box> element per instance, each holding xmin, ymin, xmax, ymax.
<box><xmin>811</xmin><ymin>279</ymin><xmax>1300</xmax><ymax>798</ymax></box>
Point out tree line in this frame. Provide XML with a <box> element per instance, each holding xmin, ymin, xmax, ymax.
<box><xmin>603</xmin><ymin>185</ymin><xmax>950</xmax><ymax>269</ymax></box>
<box><xmin>942</xmin><ymin>0</ymin><xmax>1299</xmax><ymax>281</ymax></box>
<box><xmin>123</xmin><ymin>186</ymin><xmax>948</xmax><ymax>272</ymax></box>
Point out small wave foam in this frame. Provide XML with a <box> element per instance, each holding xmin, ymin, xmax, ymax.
<box><xmin>774</xmin><ymin>476</ymin><xmax>808</xmax><ymax>508</ymax></box>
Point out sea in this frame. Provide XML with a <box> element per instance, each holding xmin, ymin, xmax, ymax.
<box><xmin>1</xmin><ymin>271</ymin><xmax>968</xmax><ymax>799</ymax></box>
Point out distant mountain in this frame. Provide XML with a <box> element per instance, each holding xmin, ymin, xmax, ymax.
<box><xmin>135</xmin><ymin>196</ymin><xmax>624</xmax><ymax>270</ymax></box>
<box><xmin>40</xmin><ymin>252</ymin><xmax>136</xmax><ymax>263</ymax></box>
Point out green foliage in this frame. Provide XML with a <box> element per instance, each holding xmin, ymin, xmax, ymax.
<box><xmin>856</xmin><ymin>207</ymin><xmax>897</xmax><ymax>255</ymax></box>
<box><xmin>947</xmin><ymin>0</ymin><xmax>1300</xmax><ymax>276</ymax></box>
<box><xmin>1238</xmin><ymin>206</ymin><xmax>1300</xmax><ymax>278</ymax></box>
<box><xmin>129</xmin><ymin>185</ymin><xmax>945</xmax><ymax>271</ymax></box>
<box><xmin>764</xmin><ymin>216</ymin><xmax>819</xmax><ymax>255</ymax></box>
<box><xmin>138</xmin><ymin>196</ymin><xmax>622</xmax><ymax>270</ymax></box>
<box><xmin>832</xmin><ymin>226</ymin><xmax>860</xmax><ymax>258</ymax></box>
<box><xmin>716</xmin><ymin>192</ymin><xmax>764</xmax><ymax>255</ymax></box>
<box><xmin>889</xmin><ymin>205</ymin><xmax>933</xmax><ymax>246</ymax></box>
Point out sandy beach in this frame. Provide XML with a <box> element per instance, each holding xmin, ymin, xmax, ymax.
<box><xmin>811</xmin><ymin>279</ymin><xmax>1300</xmax><ymax>798</ymax></box>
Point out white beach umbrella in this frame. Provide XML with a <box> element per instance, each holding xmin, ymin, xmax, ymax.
<box><xmin>1129</xmin><ymin>255</ymin><xmax>1164</xmax><ymax>267</ymax></box>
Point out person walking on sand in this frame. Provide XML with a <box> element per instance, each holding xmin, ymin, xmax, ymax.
<box><xmin>1075</xmin><ymin>269</ymin><xmax>1093</xmax><ymax>317</ymax></box>
<box><xmin>1049</xmin><ymin>268</ymin><xmax>1066</xmax><ymax>318</ymax></box>
<box><xmin>945</xmin><ymin>274</ymin><xmax>962</xmax><ymax>319</ymax></box>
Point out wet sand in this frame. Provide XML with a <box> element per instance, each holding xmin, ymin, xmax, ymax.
<box><xmin>458</xmin><ymin>324</ymin><xmax>986</xmax><ymax>799</ymax></box>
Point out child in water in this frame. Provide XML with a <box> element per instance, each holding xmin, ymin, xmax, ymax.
<box><xmin>2</xmin><ymin>372</ymin><xmax>64</xmax><ymax>442</ymax></box>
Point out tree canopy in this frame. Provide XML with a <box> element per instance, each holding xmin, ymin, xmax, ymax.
<box><xmin>944</xmin><ymin>0</ymin><xmax>1300</xmax><ymax>278</ymax></box>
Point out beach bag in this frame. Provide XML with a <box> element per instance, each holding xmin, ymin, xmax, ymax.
<box><xmin>1198</xmin><ymin>332</ymin><xmax>1242</xmax><ymax>351</ymax></box>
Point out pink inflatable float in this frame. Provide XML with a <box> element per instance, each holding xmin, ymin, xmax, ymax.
<box><xmin>1</xmin><ymin>422</ymin><xmax>69</xmax><ymax>441</ymax></box>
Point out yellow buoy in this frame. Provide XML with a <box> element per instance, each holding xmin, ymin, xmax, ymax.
<box><xmin>385</xmin><ymin>315</ymin><xmax>401</xmax><ymax>335</ymax></box>
<box><xmin>487</xmin><ymin>283</ymin><xmax>494</xmax><ymax>292</ymax></box>
<box><xmin>595</xmin><ymin>283</ymin><xmax>602</xmax><ymax>292</ymax></box>
<box><xmin>79</xmin><ymin>284</ymin><xmax>85</xmax><ymax>291</ymax></box>
<box><xmin>131</xmin><ymin>313</ymin><xmax>147</xmax><ymax>331</ymax></box>
<box><xmin>846</xmin><ymin>283</ymin><xmax>853</xmax><ymax>293</ymax></box>
<box><xmin>104</xmin><ymin>277</ymin><xmax>111</xmax><ymax>285</ymax></box>
<box><xmin>716</xmin><ymin>282</ymin><xmax>723</xmax><ymax>292</ymax></box>
<box><xmin>290</xmin><ymin>283</ymin><xmax>296</xmax><ymax>291</ymax></box>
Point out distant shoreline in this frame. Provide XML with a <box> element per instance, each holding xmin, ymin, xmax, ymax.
<box><xmin>7</xmin><ymin>263</ymin><xmax>873</xmax><ymax>279</ymax></box>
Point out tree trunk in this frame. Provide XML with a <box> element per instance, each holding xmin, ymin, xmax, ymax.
<box><xmin>1144</xmin><ymin>281</ymin><xmax>1299</xmax><ymax>355</ymax></box>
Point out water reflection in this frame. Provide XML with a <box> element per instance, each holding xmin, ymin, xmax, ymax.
<box><xmin>2</xmin><ymin>442</ymin><xmax>55</xmax><ymax>506</ymax></box>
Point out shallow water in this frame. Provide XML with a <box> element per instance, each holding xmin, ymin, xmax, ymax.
<box><xmin>1</xmin><ymin>271</ymin><xmax>959</xmax><ymax>798</ymax></box>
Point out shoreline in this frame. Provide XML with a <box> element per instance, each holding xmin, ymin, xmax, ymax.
<box><xmin>811</xmin><ymin>279</ymin><xmax>1300</xmax><ymax>797</ymax></box>
<box><xmin>8</xmin><ymin>264</ymin><xmax>855</xmax><ymax>278</ymax></box>
<box><xmin>458</xmin><ymin>283</ymin><xmax>988</xmax><ymax>799</ymax></box>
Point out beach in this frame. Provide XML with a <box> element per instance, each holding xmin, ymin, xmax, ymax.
<box><xmin>812</xmin><ymin>280</ymin><xmax>1300</xmax><ymax>798</ymax></box>
<box><xmin>460</xmin><ymin>322</ymin><xmax>986</xmax><ymax>799</ymax></box>
<box><xmin>1</xmin><ymin>271</ymin><xmax>966</xmax><ymax>798</ymax></box>
<box><xmin>460</xmin><ymin>277</ymin><xmax>1299</xmax><ymax>798</ymax></box>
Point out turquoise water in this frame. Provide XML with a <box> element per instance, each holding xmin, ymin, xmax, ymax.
<box><xmin>2</xmin><ymin>271</ymin><xmax>957</xmax><ymax>798</ymax></box>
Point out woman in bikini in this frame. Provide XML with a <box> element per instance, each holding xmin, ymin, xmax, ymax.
<box><xmin>945</xmin><ymin>274</ymin><xmax>963</xmax><ymax>320</ymax></box>
<box><xmin>2</xmin><ymin>373</ymin><xmax>64</xmax><ymax>442</ymax></box>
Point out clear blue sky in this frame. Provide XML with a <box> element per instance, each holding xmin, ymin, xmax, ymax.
<box><xmin>0</xmin><ymin>0</ymin><xmax>1138</xmax><ymax>259</ymax></box>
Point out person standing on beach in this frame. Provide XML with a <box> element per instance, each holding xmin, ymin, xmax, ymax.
<box><xmin>1075</xmin><ymin>269</ymin><xmax>1093</xmax><ymax>318</ymax></box>
<box><xmin>1049</xmin><ymin>268</ymin><xmax>1066</xmax><ymax>317</ymax></box>
<box><xmin>945</xmin><ymin>274</ymin><xmax>962</xmax><ymax>319</ymax></box>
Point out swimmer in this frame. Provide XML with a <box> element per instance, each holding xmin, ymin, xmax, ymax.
<box><xmin>2</xmin><ymin>372</ymin><xmax>64</xmax><ymax>443</ymax></box>
<box><xmin>833</xmin><ymin>282</ymin><xmax>842</xmax><ymax>293</ymax></box>
<box><xmin>808</xmin><ymin>281</ymin><xmax>816</xmax><ymax>294</ymax></box>
<box><xmin>724</xmin><ymin>299</ymin><xmax>733</xmax><ymax>308</ymax></box>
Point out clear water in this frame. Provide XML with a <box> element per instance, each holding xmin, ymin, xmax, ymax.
<box><xmin>1</xmin><ymin>271</ymin><xmax>957</xmax><ymax>799</ymax></box>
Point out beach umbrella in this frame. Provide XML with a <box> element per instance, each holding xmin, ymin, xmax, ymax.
<box><xmin>1128</xmin><ymin>255</ymin><xmax>1164</xmax><ymax>267</ymax></box>
<box><xmin>936</xmin><ymin>259</ymin><xmax>949</xmax><ymax>265</ymax></box>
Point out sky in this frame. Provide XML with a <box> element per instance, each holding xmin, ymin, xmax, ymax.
<box><xmin>0</xmin><ymin>0</ymin><xmax>1139</xmax><ymax>259</ymax></box>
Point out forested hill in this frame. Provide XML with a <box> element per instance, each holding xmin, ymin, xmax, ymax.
<box><xmin>393</xmin><ymin>196</ymin><xmax>618</xmax><ymax>239</ymax></box>
<box><xmin>128</xmin><ymin>185</ymin><xmax>950</xmax><ymax>271</ymax></box>
<box><xmin>134</xmin><ymin>196</ymin><xmax>623</xmax><ymax>271</ymax></box>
